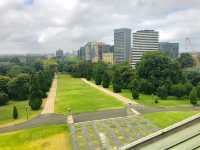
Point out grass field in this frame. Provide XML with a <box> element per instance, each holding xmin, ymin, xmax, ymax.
<box><xmin>0</xmin><ymin>101</ymin><xmax>40</xmax><ymax>127</ymax></box>
<box><xmin>55</xmin><ymin>74</ymin><xmax>124</xmax><ymax>114</ymax></box>
<box><xmin>0</xmin><ymin>125</ymin><xmax>71</xmax><ymax>150</ymax></box>
<box><xmin>144</xmin><ymin>111</ymin><xmax>198</xmax><ymax>128</ymax></box>
<box><xmin>115</xmin><ymin>88</ymin><xmax>192</xmax><ymax>108</ymax></box>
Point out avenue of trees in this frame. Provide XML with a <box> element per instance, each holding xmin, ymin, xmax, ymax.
<box><xmin>59</xmin><ymin>52</ymin><xmax>200</xmax><ymax>105</ymax></box>
<box><xmin>0</xmin><ymin>56</ymin><xmax>57</xmax><ymax>110</ymax></box>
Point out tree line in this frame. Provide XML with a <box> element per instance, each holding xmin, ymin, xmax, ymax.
<box><xmin>0</xmin><ymin>57</ymin><xmax>57</xmax><ymax>111</ymax></box>
<box><xmin>59</xmin><ymin>52</ymin><xmax>200</xmax><ymax>105</ymax></box>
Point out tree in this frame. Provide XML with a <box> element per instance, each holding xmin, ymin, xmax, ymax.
<box><xmin>170</xmin><ymin>83</ymin><xmax>186</xmax><ymax>98</ymax></box>
<box><xmin>0</xmin><ymin>92</ymin><xmax>9</xmax><ymax>106</ymax></box>
<box><xmin>185</xmin><ymin>71</ymin><xmax>200</xmax><ymax>86</ymax></box>
<box><xmin>131</xmin><ymin>89</ymin><xmax>139</xmax><ymax>99</ymax></box>
<box><xmin>29</xmin><ymin>73</ymin><xmax>43</xmax><ymax>110</ymax></box>
<box><xmin>7</xmin><ymin>74</ymin><xmax>29</xmax><ymax>100</ymax></box>
<box><xmin>29</xmin><ymin>98</ymin><xmax>42</xmax><ymax>110</ymax></box>
<box><xmin>178</xmin><ymin>53</ymin><xmax>195</xmax><ymax>68</ymax></box>
<box><xmin>102</xmin><ymin>71</ymin><xmax>110</xmax><ymax>88</ymax></box>
<box><xmin>137</xmin><ymin>52</ymin><xmax>183</xmax><ymax>92</ymax></box>
<box><xmin>113</xmin><ymin>63</ymin><xmax>135</xmax><ymax>89</ymax></box>
<box><xmin>157</xmin><ymin>85</ymin><xmax>168</xmax><ymax>99</ymax></box>
<box><xmin>13</xmin><ymin>106</ymin><xmax>18</xmax><ymax>119</ymax></box>
<box><xmin>113</xmin><ymin>70</ymin><xmax>122</xmax><ymax>93</ymax></box>
<box><xmin>189</xmin><ymin>87</ymin><xmax>198</xmax><ymax>105</ymax></box>
<box><xmin>93</xmin><ymin>63</ymin><xmax>105</xmax><ymax>85</ymax></box>
<box><xmin>196</xmin><ymin>82</ymin><xmax>200</xmax><ymax>98</ymax></box>
<box><xmin>139</xmin><ymin>79</ymin><xmax>155</xmax><ymax>94</ymax></box>
<box><xmin>129</xmin><ymin>79</ymin><xmax>140</xmax><ymax>91</ymax></box>
<box><xmin>0</xmin><ymin>76</ymin><xmax>10</xmax><ymax>94</ymax></box>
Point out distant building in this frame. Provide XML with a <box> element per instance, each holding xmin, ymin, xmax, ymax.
<box><xmin>159</xmin><ymin>42</ymin><xmax>179</xmax><ymax>58</ymax></box>
<box><xmin>103</xmin><ymin>53</ymin><xmax>114</xmax><ymax>64</ymax></box>
<box><xmin>83</xmin><ymin>42</ymin><xmax>105</xmax><ymax>62</ymax></box>
<box><xmin>78</xmin><ymin>47</ymin><xmax>85</xmax><ymax>60</ymax></box>
<box><xmin>114</xmin><ymin>28</ymin><xmax>131</xmax><ymax>64</ymax></box>
<box><xmin>56</xmin><ymin>49</ymin><xmax>64</xmax><ymax>59</ymax></box>
<box><xmin>131</xmin><ymin>30</ymin><xmax>159</xmax><ymax>67</ymax></box>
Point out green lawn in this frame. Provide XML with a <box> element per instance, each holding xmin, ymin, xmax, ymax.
<box><xmin>55</xmin><ymin>74</ymin><xmax>124</xmax><ymax>114</ymax></box>
<box><xmin>116</xmin><ymin>88</ymin><xmax>192</xmax><ymax>108</ymax></box>
<box><xmin>0</xmin><ymin>101</ymin><xmax>40</xmax><ymax>127</ymax></box>
<box><xmin>0</xmin><ymin>125</ymin><xmax>71</xmax><ymax>150</ymax></box>
<box><xmin>144</xmin><ymin>111</ymin><xmax>198</xmax><ymax>128</ymax></box>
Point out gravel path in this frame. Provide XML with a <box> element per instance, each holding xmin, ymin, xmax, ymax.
<box><xmin>41</xmin><ymin>76</ymin><xmax>57</xmax><ymax>114</ymax></box>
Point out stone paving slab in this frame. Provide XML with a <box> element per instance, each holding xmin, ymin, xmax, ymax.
<box><xmin>70</xmin><ymin>115</ymin><xmax>159</xmax><ymax>150</ymax></box>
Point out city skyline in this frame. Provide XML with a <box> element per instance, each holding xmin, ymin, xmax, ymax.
<box><xmin>0</xmin><ymin>0</ymin><xmax>199</xmax><ymax>54</ymax></box>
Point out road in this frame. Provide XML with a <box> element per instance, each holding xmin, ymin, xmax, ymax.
<box><xmin>41</xmin><ymin>76</ymin><xmax>57</xmax><ymax>114</ymax></box>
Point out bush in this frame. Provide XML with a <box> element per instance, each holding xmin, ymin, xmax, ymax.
<box><xmin>157</xmin><ymin>85</ymin><xmax>168</xmax><ymax>99</ymax></box>
<box><xmin>131</xmin><ymin>89</ymin><xmax>139</xmax><ymax>99</ymax></box>
<box><xmin>189</xmin><ymin>87</ymin><xmax>198</xmax><ymax>105</ymax></box>
<box><xmin>0</xmin><ymin>92</ymin><xmax>9</xmax><ymax>106</ymax></box>
<box><xmin>13</xmin><ymin>106</ymin><xmax>18</xmax><ymax>119</ymax></box>
<box><xmin>29</xmin><ymin>99</ymin><xmax>42</xmax><ymax>110</ymax></box>
<box><xmin>102</xmin><ymin>72</ymin><xmax>110</xmax><ymax>88</ymax></box>
<box><xmin>155</xmin><ymin>98</ymin><xmax>159</xmax><ymax>104</ymax></box>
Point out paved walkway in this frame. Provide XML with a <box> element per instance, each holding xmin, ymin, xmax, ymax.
<box><xmin>0</xmin><ymin>114</ymin><xmax>66</xmax><ymax>134</ymax></box>
<box><xmin>41</xmin><ymin>76</ymin><xmax>57</xmax><ymax>114</ymax></box>
<box><xmin>81</xmin><ymin>79</ymin><xmax>138</xmax><ymax>106</ymax></box>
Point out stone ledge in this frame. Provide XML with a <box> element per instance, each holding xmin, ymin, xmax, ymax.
<box><xmin>119</xmin><ymin>112</ymin><xmax>200</xmax><ymax>150</ymax></box>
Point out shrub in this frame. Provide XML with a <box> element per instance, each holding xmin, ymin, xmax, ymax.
<box><xmin>29</xmin><ymin>99</ymin><xmax>42</xmax><ymax>110</ymax></box>
<box><xmin>13</xmin><ymin>106</ymin><xmax>18</xmax><ymax>119</ymax></box>
<box><xmin>131</xmin><ymin>89</ymin><xmax>139</xmax><ymax>99</ymax></box>
<box><xmin>157</xmin><ymin>85</ymin><xmax>168</xmax><ymax>99</ymax></box>
<box><xmin>0</xmin><ymin>92</ymin><xmax>9</xmax><ymax>106</ymax></box>
<box><xmin>154</xmin><ymin>98</ymin><xmax>159</xmax><ymax>104</ymax></box>
<box><xmin>189</xmin><ymin>87</ymin><xmax>198</xmax><ymax>105</ymax></box>
<box><xmin>102</xmin><ymin>72</ymin><xmax>110</xmax><ymax>88</ymax></box>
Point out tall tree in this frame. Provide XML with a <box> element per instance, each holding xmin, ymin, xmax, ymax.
<box><xmin>102</xmin><ymin>71</ymin><xmax>110</xmax><ymax>88</ymax></box>
<box><xmin>178</xmin><ymin>53</ymin><xmax>195</xmax><ymax>68</ymax></box>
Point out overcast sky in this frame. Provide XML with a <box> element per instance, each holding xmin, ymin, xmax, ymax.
<box><xmin>0</xmin><ymin>0</ymin><xmax>199</xmax><ymax>54</ymax></box>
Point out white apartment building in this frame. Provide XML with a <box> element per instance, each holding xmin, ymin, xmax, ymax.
<box><xmin>131</xmin><ymin>30</ymin><xmax>159</xmax><ymax>67</ymax></box>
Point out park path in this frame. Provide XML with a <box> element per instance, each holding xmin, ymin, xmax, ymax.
<box><xmin>41</xmin><ymin>76</ymin><xmax>57</xmax><ymax>114</ymax></box>
<box><xmin>81</xmin><ymin>78</ymin><xmax>138</xmax><ymax>105</ymax></box>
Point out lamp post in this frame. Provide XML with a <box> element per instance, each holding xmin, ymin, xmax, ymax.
<box><xmin>25</xmin><ymin>106</ymin><xmax>29</xmax><ymax>120</ymax></box>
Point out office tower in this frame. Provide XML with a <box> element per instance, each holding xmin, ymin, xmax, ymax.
<box><xmin>114</xmin><ymin>28</ymin><xmax>131</xmax><ymax>64</ymax></box>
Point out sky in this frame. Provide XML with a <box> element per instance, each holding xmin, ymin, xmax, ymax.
<box><xmin>0</xmin><ymin>0</ymin><xmax>199</xmax><ymax>54</ymax></box>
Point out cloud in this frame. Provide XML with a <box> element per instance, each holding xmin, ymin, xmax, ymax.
<box><xmin>0</xmin><ymin>0</ymin><xmax>199</xmax><ymax>54</ymax></box>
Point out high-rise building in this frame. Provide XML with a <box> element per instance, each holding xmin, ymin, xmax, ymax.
<box><xmin>159</xmin><ymin>42</ymin><xmax>179</xmax><ymax>59</ymax></box>
<box><xmin>78</xmin><ymin>47</ymin><xmax>85</xmax><ymax>60</ymax></box>
<box><xmin>114</xmin><ymin>28</ymin><xmax>131</xmax><ymax>64</ymax></box>
<box><xmin>56</xmin><ymin>49</ymin><xmax>64</xmax><ymax>59</ymax></box>
<box><xmin>84</xmin><ymin>42</ymin><xmax>104</xmax><ymax>62</ymax></box>
<box><xmin>131</xmin><ymin>30</ymin><xmax>159</xmax><ymax>67</ymax></box>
